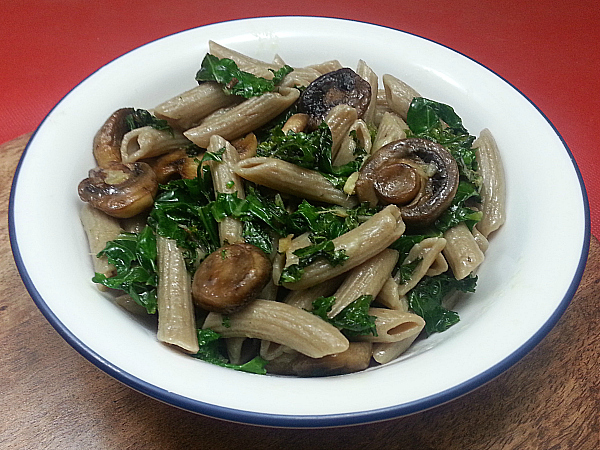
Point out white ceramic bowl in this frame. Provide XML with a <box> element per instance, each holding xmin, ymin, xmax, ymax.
<box><xmin>9</xmin><ymin>17</ymin><xmax>589</xmax><ymax>427</ymax></box>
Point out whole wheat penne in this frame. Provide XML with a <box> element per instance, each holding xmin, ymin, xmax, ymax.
<box><xmin>325</xmin><ymin>104</ymin><xmax>359</xmax><ymax>159</ymax></box>
<box><xmin>184</xmin><ymin>88</ymin><xmax>300</xmax><ymax>148</ymax></box>
<box><xmin>443</xmin><ymin>222</ymin><xmax>485</xmax><ymax>280</ymax></box>
<box><xmin>474</xmin><ymin>128</ymin><xmax>506</xmax><ymax>237</ymax></box>
<box><xmin>120</xmin><ymin>126</ymin><xmax>191</xmax><ymax>163</ymax></box>
<box><xmin>328</xmin><ymin>248</ymin><xmax>399</xmax><ymax>318</ymax></box>
<box><xmin>284</xmin><ymin>275</ymin><xmax>345</xmax><ymax>310</ymax></box>
<box><xmin>382</xmin><ymin>74</ymin><xmax>420</xmax><ymax>121</ymax></box>
<box><xmin>373</xmin><ymin>88</ymin><xmax>394</xmax><ymax>127</ymax></box>
<box><xmin>207</xmin><ymin>135</ymin><xmax>245</xmax><ymax>245</ymax></box>
<box><xmin>307</xmin><ymin>60</ymin><xmax>343</xmax><ymax>75</ymax></box>
<box><xmin>396</xmin><ymin>237</ymin><xmax>447</xmax><ymax>295</ymax></box>
<box><xmin>156</xmin><ymin>236</ymin><xmax>199</xmax><ymax>354</ymax></box>
<box><xmin>371</xmin><ymin>112</ymin><xmax>408</xmax><ymax>153</ymax></box>
<box><xmin>202</xmin><ymin>300</ymin><xmax>349</xmax><ymax>358</ymax></box>
<box><xmin>79</xmin><ymin>204</ymin><xmax>122</xmax><ymax>281</ymax></box>
<box><xmin>372</xmin><ymin>333</ymin><xmax>421</xmax><ymax>365</ymax></box>
<box><xmin>333</xmin><ymin>119</ymin><xmax>372</xmax><ymax>167</ymax></box>
<box><xmin>375</xmin><ymin>277</ymin><xmax>408</xmax><ymax>311</ymax></box>
<box><xmin>282</xmin><ymin>205</ymin><xmax>406</xmax><ymax>290</ymax></box>
<box><xmin>234</xmin><ymin>157</ymin><xmax>357</xmax><ymax>207</ymax></box>
<box><xmin>358</xmin><ymin>308</ymin><xmax>425</xmax><ymax>343</ymax></box>
<box><xmin>426</xmin><ymin>252</ymin><xmax>449</xmax><ymax>277</ymax></box>
<box><xmin>472</xmin><ymin>226</ymin><xmax>490</xmax><ymax>253</ymax></box>
<box><xmin>153</xmin><ymin>82</ymin><xmax>242</xmax><ymax>130</ymax></box>
<box><xmin>208</xmin><ymin>41</ymin><xmax>282</xmax><ymax>79</ymax></box>
<box><xmin>226</xmin><ymin>337</ymin><xmax>247</xmax><ymax>365</ymax></box>
<box><xmin>356</xmin><ymin>59</ymin><xmax>378</xmax><ymax>125</ymax></box>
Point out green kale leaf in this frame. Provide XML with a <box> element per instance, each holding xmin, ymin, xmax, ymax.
<box><xmin>193</xmin><ymin>329</ymin><xmax>268</xmax><ymax>374</ymax></box>
<box><xmin>92</xmin><ymin>227</ymin><xmax>158</xmax><ymax>314</ymax></box>
<box><xmin>279</xmin><ymin>240</ymin><xmax>348</xmax><ymax>284</ymax></box>
<box><xmin>310</xmin><ymin>295</ymin><xmax>378</xmax><ymax>338</ymax></box>
<box><xmin>195</xmin><ymin>54</ymin><xmax>293</xmax><ymax>98</ymax></box>
<box><xmin>125</xmin><ymin>108</ymin><xmax>173</xmax><ymax>135</ymax></box>
<box><xmin>407</xmin><ymin>273</ymin><xmax>477</xmax><ymax>335</ymax></box>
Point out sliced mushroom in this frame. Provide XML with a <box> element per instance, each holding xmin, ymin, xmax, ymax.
<box><xmin>93</xmin><ymin>108</ymin><xmax>134</xmax><ymax>167</ymax></box>
<box><xmin>78</xmin><ymin>161</ymin><xmax>158</xmax><ymax>219</ymax></box>
<box><xmin>356</xmin><ymin>138</ymin><xmax>459</xmax><ymax>227</ymax></box>
<box><xmin>192</xmin><ymin>243</ymin><xmax>272</xmax><ymax>314</ymax></box>
<box><xmin>298</xmin><ymin>68</ymin><xmax>371</xmax><ymax>129</ymax></box>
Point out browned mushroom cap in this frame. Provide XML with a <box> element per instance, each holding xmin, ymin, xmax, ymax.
<box><xmin>192</xmin><ymin>243</ymin><xmax>272</xmax><ymax>314</ymax></box>
<box><xmin>78</xmin><ymin>161</ymin><xmax>158</xmax><ymax>219</ymax></box>
<box><xmin>93</xmin><ymin>108</ymin><xmax>135</xmax><ymax>167</ymax></box>
<box><xmin>356</xmin><ymin>138</ymin><xmax>459</xmax><ymax>227</ymax></box>
<box><xmin>297</xmin><ymin>68</ymin><xmax>371</xmax><ymax>129</ymax></box>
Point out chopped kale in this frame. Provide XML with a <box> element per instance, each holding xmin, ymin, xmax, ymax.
<box><xmin>310</xmin><ymin>295</ymin><xmax>378</xmax><ymax>338</ymax></box>
<box><xmin>193</xmin><ymin>329</ymin><xmax>268</xmax><ymax>374</ymax></box>
<box><xmin>125</xmin><ymin>108</ymin><xmax>173</xmax><ymax>135</ymax></box>
<box><xmin>92</xmin><ymin>227</ymin><xmax>158</xmax><ymax>314</ymax></box>
<box><xmin>195</xmin><ymin>54</ymin><xmax>293</xmax><ymax>98</ymax></box>
<box><xmin>408</xmin><ymin>273</ymin><xmax>477</xmax><ymax>335</ymax></box>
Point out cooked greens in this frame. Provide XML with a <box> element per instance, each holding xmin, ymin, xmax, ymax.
<box><xmin>195</xmin><ymin>54</ymin><xmax>293</xmax><ymax>98</ymax></box>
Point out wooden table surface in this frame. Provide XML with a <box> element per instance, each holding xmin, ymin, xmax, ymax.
<box><xmin>2</xmin><ymin>133</ymin><xmax>599</xmax><ymax>449</ymax></box>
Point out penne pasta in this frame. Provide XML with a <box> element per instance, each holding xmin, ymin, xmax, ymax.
<box><xmin>356</xmin><ymin>59</ymin><xmax>379</xmax><ymax>125</ymax></box>
<box><xmin>282</xmin><ymin>205</ymin><xmax>406</xmax><ymax>290</ymax></box>
<box><xmin>234</xmin><ymin>157</ymin><xmax>357</xmax><ymax>207</ymax></box>
<box><xmin>184</xmin><ymin>88</ymin><xmax>300</xmax><ymax>148</ymax></box>
<box><xmin>202</xmin><ymin>300</ymin><xmax>349</xmax><ymax>358</ymax></box>
<box><xmin>328</xmin><ymin>248</ymin><xmax>399</xmax><ymax>318</ymax></box>
<box><xmin>325</xmin><ymin>104</ymin><xmax>359</xmax><ymax>159</ymax></box>
<box><xmin>357</xmin><ymin>308</ymin><xmax>425</xmax><ymax>343</ymax></box>
<box><xmin>156</xmin><ymin>236</ymin><xmax>199</xmax><ymax>354</ymax></box>
<box><xmin>371</xmin><ymin>111</ymin><xmax>408</xmax><ymax>154</ymax></box>
<box><xmin>120</xmin><ymin>126</ymin><xmax>191</xmax><ymax>163</ymax></box>
<box><xmin>153</xmin><ymin>82</ymin><xmax>242</xmax><ymax>130</ymax></box>
<box><xmin>333</xmin><ymin>119</ymin><xmax>372</xmax><ymax>167</ymax></box>
<box><xmin>443</xmin><ymin>222</ymin><xmax>485</xmax><ymax>280</ymax></box>
<box><xmin>207</xmin><ymin>135</ymin><xmax>245</xmax><ymax>245</ymax></box>
<box><xmin>474</xmin><ymin>128</ymin><xmax>506</xmax><ymax>238</ymax></box>
<box><xmin>79</xmin><ymin>204</ymin><xmax>122</xmax><ymax>282</ymax></box>
<box><xmin>396</xmin><ymin>237</ymin><xmax>447</xmax><ymax>296</ymax></box>
<box><xmin>382</xmin><ymin>74</ymin><xmax>420</xmax><ymax>121</ymax></box>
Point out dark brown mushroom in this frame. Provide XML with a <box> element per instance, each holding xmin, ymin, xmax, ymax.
<box><xmin>93</xmin><ymin>108</ymin><xmax>134</xmax><ymax>167</ymax></box>
<box><xmin>355</xmin><ymin>138</ymin><xmax>459</xmax><ymax>227</ymax></box>
<box><xmin>192</xmin><ymin>243</ymin><xmax>272</xmax><ymax>314</ymax></box>
<box><xmin>266</xmin><ymin>342</ymin><xmax>373</xmax><ymax>377</ymax></box>
<box><xmin>78</xmin><ymin>161</ymin><xmax>158</xmax><ymax>218</ymax></box>
<box><xmin>297</xmin><ymin>68</ymin><xmax>371</xmax><ymax>129</ymax></box>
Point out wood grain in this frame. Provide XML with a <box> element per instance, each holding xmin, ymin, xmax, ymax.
<box><xmin>1</xmin><ymin>135</ymin><xmax>598</xmax><ymax>450</ymax></box>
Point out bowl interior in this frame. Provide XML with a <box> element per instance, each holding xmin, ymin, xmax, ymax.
<box><xmin>9</xmin><ymin>17</ymin><xmax>589</xmax><ymax>427</ymax></box>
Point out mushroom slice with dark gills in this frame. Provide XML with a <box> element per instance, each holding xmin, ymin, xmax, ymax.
<box><xmin>93</xmin><ymin>108</ymin><xmax>135</xmax><ymax>167</ymax></box>
<box><xmin>78</xmin><ymin>161</ymin><xmax>158</xmax><ymax>219</ymax></box>
<box><xmin>356</xmin><ymin>138</ymin><xmax>459</xmax><ymax>227</ymax></box>
<box><xmin>192</xmin><ymin>243</ymin><xmax>272</xmax><ymax>314</ymax></box>
<box><xmin>298</xmin><ymin>68</ymin><xmax>371</xmax><ymax>130</ymax></box>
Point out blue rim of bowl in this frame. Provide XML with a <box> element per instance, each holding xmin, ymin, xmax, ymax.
<box><xmin>8</xmin><ymin>16</ymin><xmax>591</xmax><ymax>428</ymax></box>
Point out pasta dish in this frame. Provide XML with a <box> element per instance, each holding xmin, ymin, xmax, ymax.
<box><xmin>77</xmin><ymin>41</ymin><xmax>505</xmax><ymax>376</ymax></box>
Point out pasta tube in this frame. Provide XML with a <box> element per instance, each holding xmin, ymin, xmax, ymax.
<box><xmin>202</xmin><ymin>300</ymin><xmax>349</xmax><ymax>358</ymax></box>
<box><xmin>357</xmin><ymin>308</ymin><xmax>425</xmax><ymax>343</ymax></box>
<box><xmin>184</xmin><ymin>88</ymin><xmax>300</xmax><ymax>148</ymax></box>
<box><xmin>371</xmin><ymin>111</ymin><xmax>408</xmax><ymax>154</ymax></box>
<box><xmin>79</xmin><ymin>204</ymin><xmax>122</xmax><ymax>281</ymax></box>
<box><xmin>234</xmin><ymin>157</ymin><xmax>357</xmax><ymax>208</ymax></box>
<box><xmin>156</xmin><ymin>236</ymin><xmax>199</xmax><ymax>354</ymax></box>
<box><xmin>328</xmin><ymin>248</ymin><xmax>399</xmax><ymax>318</ymax></box>
<box><xmin>153</xmin><ymin>82</ymin><xmax>242</xmax><ymax>130</ymax></box>
<box><xmin>474</xmin><ymin>128</ymin><xmax>506</xmax><ymax>237</ymax></box>
<box><xmin>333</xmin><ymin>119</ymin><xmax>372</xmax><ymax>167</ymax></box>
<box><xmin>325</xmin><ymin>104</ymin><xmax>358</xmax><ymax>159</ymax></box>
<box><xmin>208</xmin><ymin>41</ymin><xmax>282</xmax><ymax>79</ymax></box>
<box><xmin>443</xmin><ymin>223</ymin><xmax>485</xmax><ymax>280</ymax></box>
<box><xmin>207</xmin><ymin>135</ymin><xmax>245</xmax><ymax>245</ymax></box>
<box><xmin>396</xmin><ymin>237</ymin><xmax>447</xmax><ymax>296</ymax></box>
<box><xmin>120</xmin><ymin>126</ymin><xmax>191</xmax><ymax>163</ymax></box>
<box><xmin>356</xmin><ymin>59</ymin><xmax>378</xmax><ymax>125</ymax></box>
<box><xmin>282</xmin><ymin>205</ymin><xmax>406</xmax><ymax>290</ymax></box>
<box><xmin>382</xmin><ymin>74</ymin><xmax>420</xmax><ymax>121</ymax></box>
